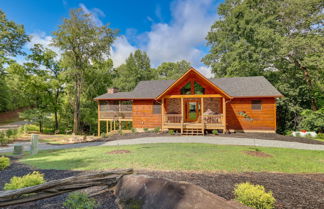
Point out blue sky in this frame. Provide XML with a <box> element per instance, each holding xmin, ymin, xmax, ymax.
<box><xmin>1</xmin><ymin>0</ymin><xmax>222</xmax><ymax>77</ymax></box>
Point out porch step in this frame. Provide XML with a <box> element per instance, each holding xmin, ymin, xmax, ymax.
<box><xmin>182</xmin><ymin>128</ymin><xmax>204</xmax><ymax>135</ymax></box>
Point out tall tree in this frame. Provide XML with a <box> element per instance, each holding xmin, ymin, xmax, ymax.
<box><xmin>52</xmin><ymin>8</ymin><xmax>116</xmax><ymax>134</ymax></box>
<box><xmin>113</xmin><ymin>49</ymin><xmax>154</xmax><ymax>91</ymax></box>
<box><xmin>0</xmin><ymin>9</ymin><xmax>29</xmax><ymax>112</ymax></box>
<box><xmin>157</xmin><ymin>60</ymin><xmax>191</xmax><ymax>80</ymax></box>
<box><xmin>203</xmin><ymin>0</ymin><xmax>324</xmax><ymax>132</ymax></box>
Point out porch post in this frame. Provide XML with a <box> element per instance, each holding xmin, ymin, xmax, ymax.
<box><xmin>181</xmin><ymin>97</ymin><xmax>184</xmax><ymax>134</ymax></box>
<box><xmin>97</xmin><ymin>101</ymin><xmax>100</xmax><ymax>136</ymax></box>
<box><xmin>106</xmin><ymin>120</ymin><xmax>108</xmax><ymax>134</ymax></box>
<box><xmin>201</xmin><ymin>97</ymin><xmax>204</xmax><ymax>135</ymax></box>
<box><xmin>222</xmin><ymin>97</ymin><xmax>227</xmax><ymax>133</ymax></box>
<box><xmin>161</xmin><ymin>98</ymin><xmax>165</xmax><ymax>131</ymax></box>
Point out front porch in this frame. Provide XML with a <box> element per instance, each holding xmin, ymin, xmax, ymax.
<box><xmin>161</xmin><ymin>94</ymin><xmax>227</xmax><ymax>135</ymax></box>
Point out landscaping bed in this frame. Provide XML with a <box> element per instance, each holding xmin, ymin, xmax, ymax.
<box><xmin>1</xmin><ymin>158</ymin><xmax>323</xmax><ymax>209</ymax></box>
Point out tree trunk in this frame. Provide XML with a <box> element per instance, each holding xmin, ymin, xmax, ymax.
<box><xmin>73</xmin><ymin>75</ymin><xmax>81</xmax><ymax>134</ymax></box>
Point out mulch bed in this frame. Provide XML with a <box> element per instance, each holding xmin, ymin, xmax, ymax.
<box><xmin>1</xmin><ymin>158</ymin><xmax>323</xmax><ymax>209</ymax></box>
<box><xmin>242</xmin><ymin>151</ymin><xmax>273</xmax><ymax>158</ymax></box>
<box><xmin>107</xmin><ymin>150</ymin><xmax>131</xmax><ymax>154</ymax></box>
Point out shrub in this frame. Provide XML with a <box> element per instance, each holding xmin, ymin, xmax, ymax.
<box><xmin>212</xmin><ymin>130</ymin><xmax>218</xmax><ymax>135</ymax></box>
<box><xmin>168</xmin><ymin>130</ymin><xmax>175</xmax><ymax>135</ymax></box>
<box><xmin>131</xmin><ymin>128</ymin><xmax>137</xmax><ymax>133</ymax></box>
<box><xmin>284</xmin><ymin>130</ymin><xmax>293</xmax><ymax>136</ymax></box>
<box><xmin>143</xmin><ymin>128</ymin><xmax>149</xmax><ymax>132</ymax></box>
<box><xmin>299</xmin><ymin>108</ymin><xmax>324</xmax><ymax>133</ymax></box>
<box><xmin>118</xmin><ymin>129</ymin><xmax>124</xmax><ymax>135</ymax></box>
<box><xmin>0</xmin><ymin>156</ymin><xmax>10</xmax><ymax>170</ymax></box>
<box><xmin>294</xmin><ymin>132</ymin><xmax>301</xmax><ymax>137</ymax></box>
<box><xmin>0</xmin><ymin>131</ymin><xmax>10</xmax><ymax>146</ymax></box>
<box><xmin>4</xmin><ymin>171</ymin><xmax>45</xmax><ymax>190</ymax></box>
<box><xmin>64</xmin><ymin>192</ymin><xmax>98</xmax><ymax>209</ymax></box>
<box><xmin>234</xmin><ymin>182</ymin><xmax>275</xmax><ymax>209</ymax></box>
<box><xmin>316</xmin><ymin>133</ymin><xmax>324</xmax><ymax>139</ymax></box>
<box><xmin>100</xmin><ymin>132</ymin><xmax>106</xmax><ymax>138</ymax></box>
<box><xmin>153</xmin><ymin>127</ymin><xmax>160</xmax><ymax>133</ymax></box>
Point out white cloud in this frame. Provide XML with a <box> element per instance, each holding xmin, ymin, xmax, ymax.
<box><xmin>110</xmin><ymin>36</ymin><xmax>137</xmax><ymax>67</ymax></box>
<box><xmin>197</xmin><ymin>66</ymin><xmax>212</xmax><ymax>78</ymax></box>
<box><xmin>79</xmin><ymin>3</ymin><xmax>105</xmax><ymax>26</ymax></box>
<box><xmin>26</xmin><ymin>32</ymin><xmax>61</xmax><ymax>56</ymax></box>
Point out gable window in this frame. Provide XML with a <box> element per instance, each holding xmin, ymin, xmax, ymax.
<box><xmin>251</xmin><ymin>100</ymin><xmax>262</xmax><ymax>110</ymax></box>
<box><xmin>194</xmin><ymin>82</ymin><xmax>205</xmax><ymax>94</ymax></box>
<box><xmin>180</xmin><ymin>82</ymin><xmax>191</xmax><ymax>95</ymax></box>
<box><xmin>153</xmin><ymin>101</ymin><xmax>161</xmax><ymax>114</ymax></box>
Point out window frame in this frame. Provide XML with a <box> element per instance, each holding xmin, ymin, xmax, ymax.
<box><xmin>152</xmin><ymin>101</ymin><xmax>161</xmax><ymax>114</ymax></box>
<box><xmin>251</xmin><ymin>100</ymin><xmax>262</xmax><ymax>110</ymax></box>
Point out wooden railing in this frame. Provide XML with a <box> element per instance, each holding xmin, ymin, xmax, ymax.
<box><xmin>163</xmin><ymin>114</ymin><xmax>223</xmax><ymax>125</ymax></box>
<box><xmin>203</xmin><ymin>114</ymin><xmax>223</xmax><ymax>124</ymax></box>
<box><xmin>164</xmin><ymin>114</ymin><xmax>182</xmax><ymax>123</ymax></box>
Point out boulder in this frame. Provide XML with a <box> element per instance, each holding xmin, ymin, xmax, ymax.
<box><xmin>115</xmin><ymin>175</ymin><xmax>250</xmax><ymax>209</ymax></box>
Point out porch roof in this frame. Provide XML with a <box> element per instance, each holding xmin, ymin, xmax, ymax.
<box><xmin>95</xmin><ymin>76</ymin><xmax>282</xmax><ymax>100</ymax></box>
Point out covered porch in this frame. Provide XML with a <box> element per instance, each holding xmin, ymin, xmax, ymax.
<box><xmin>161</xmin><ymin>94</ymin><xmax>227</xmax><ymax>135</ymax></box>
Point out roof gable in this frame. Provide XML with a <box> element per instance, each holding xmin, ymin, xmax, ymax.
<box><xmin>156</xmin><ymin>68</ymin><xmax>232</xmax><ymax>99</ymax></box>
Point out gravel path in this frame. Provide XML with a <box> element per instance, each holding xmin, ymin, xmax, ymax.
<box><xmin>1</xmin><ymin>136</ymin><xmax>324</xmax><ymax>153</ymax></box>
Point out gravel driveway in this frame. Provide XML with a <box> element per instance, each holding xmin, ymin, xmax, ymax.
<box><xmin>1</xmin><ymin>136</ymin><xmax>324</xmax><ymax>153</ymax></box>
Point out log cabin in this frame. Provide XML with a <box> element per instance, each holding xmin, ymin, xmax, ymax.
<box><xmin>94</xmin><ymin>68</ymin><xmax>282</xmax><ymax>135</ymax></box>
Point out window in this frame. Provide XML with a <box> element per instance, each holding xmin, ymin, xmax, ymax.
<box><xmin>180</xmin><ymin>82</ymin><xmax>191</xmax><ymax>95</ymax></box>
<box><xmin>251</xmin><ymin>100</ymin><xmax>262</xmax><ymax>110</ymax></box>
<box><xmin>194</xmin><ymin>82</ymin><xmax>205</xmax><ymax>94</ymax></box>
<box><xmin>153</xmin><ymin>101</ymin><xmax>161</xmax><ymax>114</ymax></box>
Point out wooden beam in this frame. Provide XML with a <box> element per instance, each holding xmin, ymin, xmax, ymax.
<box><xmin>97</xmin><ymin>102</ymin><xmax>100</xmax><ymax>136</ymax></box>
<box><xmin>163</xmin><ymin>94</ymin><xmax>223</xmax><ymax>99</ymax></box>
<box><xmin>201</xmin><ymin>97</ymin><xmax>204</xmax><ymax>135</ymax></box>
<box><xmin>222</xmin><ymin>97</ymin><xmax>226</xmax><ymax>133</ymax></box>
<box><xmin>161</xmin><ymin>98</ymin><xmax>165</xmax><ymax>131</ymax></box>
<box><xmin>106</xmin><ymin>121</ymin><xmax>108</xmax><ymax>134</ymax></box>
<box><xmin>181</xmin><ymin>97</ymin><xmax>184</xmax><ymax>134</ymax></box>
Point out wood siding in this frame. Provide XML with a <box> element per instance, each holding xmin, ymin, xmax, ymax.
<box><xmin>132</xmin><ymin>100</ymin><xmax>162</xmax><ymax>128</ymax></box>
<box><xmin>226</xmin><ymin>98</ymin><xmax>276</xmax><ymax>131</ymax></box>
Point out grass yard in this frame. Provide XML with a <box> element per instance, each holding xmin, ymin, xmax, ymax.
<box><xmin>20</xmin><ymin>143</ymin><xmax>324</xmax><ymax>173</ymax></box>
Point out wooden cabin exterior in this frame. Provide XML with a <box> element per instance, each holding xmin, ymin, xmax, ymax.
<box><xmin>94</xmin><ymin>68</ymin><xmax>282</xmax><ymax>135</ymax></box>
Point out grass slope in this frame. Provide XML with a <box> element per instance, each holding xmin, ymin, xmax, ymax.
<box><xmin>20</xmin><ymin>143</ymin><xmax>324</xmax><ymax>173</ymax></box>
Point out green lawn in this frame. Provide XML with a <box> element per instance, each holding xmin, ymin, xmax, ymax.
<box><xmin>20</xmin><ymin>143</ymin><xmax>324</xmax><ymax>173</ymax></box>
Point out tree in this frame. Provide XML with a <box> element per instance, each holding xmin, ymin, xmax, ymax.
<box><xmin>113</xmin><ymin>49</ymin><xmax>154</xmax><ymax>91</ymax></box>
<box><xmin>0</xmin><ymin>9</ymin><xmax>29</xmax><ymax>112</ymax></box>
<box><xmin>157</xmin><ymin>60</ymin><xmax>191</xmax><ymax>80</ymax></box>
<box><xmin>52</xmin><ymin>8</ymin><xmax>116</xmax><ymax>134</ymax></box>
<box><xmin>203</xmin><ymin>0</ymin><xmax>324</xmax><ymax>132</ymax></box>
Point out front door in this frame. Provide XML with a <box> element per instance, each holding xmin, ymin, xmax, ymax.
<box><xmin>185</xmin><ymin>99</ymin><xmax>201</xmax><ymax>122</ymax></box>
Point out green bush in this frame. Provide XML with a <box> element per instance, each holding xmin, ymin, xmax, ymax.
<box><xmin>143</xmin><ymin>128</ymin><xmax>149</xmax><ymax>132</ymax></box>
<box><xmin>0</xmin><ymin>156</ymin><xmax>10</xmax><ymax>170</ymax></box>
<box><xmin>153</xmin><ymin>127</ymin><xmax>160</xmax><ymax>133</ymax></box>
<box><xmin>168</xmin><ymin>130</ymin><xmax>175</xmax><ymax>135</ymax></box>
<box><xmin>118</xmin><ymin>129</ymin><xmax>124</xmax><ymax>135</ymax></box>
<box><xmin>100</xmin><ymin>132</ymin><xmax>107</xmax><ymax>138</ymax></box>
<box><xmin>4</xmin><ymin>171</ymin><xmax>46</xmax><ymax>190</ymax></box>
<box><xmin>64</xmin><ymin>192</ymin><xmax>98</xmax><ymax>209</ymax></box>
<box><xmin>299</xmin><ymin>108</ymin><xmax>324</xmax><ymax>133</ymax></box>
<box><xmin>316</xmin><ymin>133</ymin><xmax>324</xmax><ymax>139</ymax></box>
<box><xmin>284</xmin><ymin>130</ymin><xmax>293</xmax><ymax>136</ymax></box>
<box><xmin>212</xmin><ymin>130</ymin><xmax>219</xmax><ymax>135</ymax></box>
<box><xmin>0</xmin><ymin>131</ymin><xmax>10</xmax><ymax>146</ymax></box>
<box><xmin>234</xmin><ymin>182</ymin><xmax>275</xmax><ymax>209</ymax></box>
<box><xmin>131</xmin><ymin>128</ymin><xmax>137</xmax><ymax>133</ymax></box>
<box><xmin>294</xmin><ymin>132</ymin><xmax>301</xmax><ymax>137</ymax></box>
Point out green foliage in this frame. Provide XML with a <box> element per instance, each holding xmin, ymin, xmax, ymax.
<box><xmin>204</xmin><ymin>0</ymin><xmax>324</xmax><ymax>133</ymax></box>
<box><xmin>131</xmin><ymin>128</ymin><xmax>137</xmax><ymax>133</ymax></box>
<box><xmin>100</xmin><ymin>132</ymin><xmax>107</xmax><ymax>138</ymax></box>
<box><xmin>143</xmin><ymin>128</ymin><xmax>149</xmax><ymax>132</ymax></box>
<box><xmin>0</xmin><ymin>131</ymin><xmax>10</xmax><ymax>146</ymax></box>
<box><xmin>153</xmin><ymin>127</ymin><xmax>160</xmax><ymax>133</ymax></box>
<box><xmin>212</xmin><ymin>130</ymin><xmax>218</xmax><ymax>135</ymax></box>
<box><xmin>0</xmin><ymin>156</ymin><xmax>10</xmax><ymax>170</ymax></box>
<box><xmin>118</xmin><ymin>129</ymin><xmax>124</xmax><ymax>135</ymax></box>
<box><xmin>64</xmin><ymin>192</ymin><xmax>98</xmax><ymax>209</ymax></box>
<box><xmin>168</xmin><ymin>130</ymin><xmax>175</xmax><ymax>135</ymax></box>
<box><xmin>299</xmin><ymin>108</ymin><xmax>324</xmax><ymax>132</ymax></box>
<box><xmin>316</xmin><ymin>133</ymin><xmax>324</xmax><ymax>139</ymax></box>
<box><xmin>4</xmin><ymin>171</ymin><xmax>45</xmax><ymax>190</ymax></box>
<box><xmin>157</xmin><ymin>60</ymin><xmax>191</xmax><ymax>80</ymax></box>
<box><xmin>113</xmin><ymin>49</ymin><xmax>155</xmax><ymax>91</ymax></box>
<box><xmin>234</xmin><ymin>182</ymin><xmax>276</xmax><ymax>209</ymax></box>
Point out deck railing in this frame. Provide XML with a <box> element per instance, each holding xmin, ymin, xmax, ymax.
<box><xmin>163</xmin><ymin>114</ymin><xmax>223</xmax><ymax>125</ymax></box>
<box><xmin>100</xmin><ymin>111</ymin><xmax>132</xmax><ymax>120</ymax></box>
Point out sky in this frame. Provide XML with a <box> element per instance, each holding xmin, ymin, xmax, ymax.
<box><xmin>1</xmin><ymin>0</ymin><xmax>222</xmax><ymax>77</ymax></box>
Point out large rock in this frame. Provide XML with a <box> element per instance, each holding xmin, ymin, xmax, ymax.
<box><xmin>115</xmin><ymin>175</ymin><xmax>250</xmax><ymax>209</ymax></box>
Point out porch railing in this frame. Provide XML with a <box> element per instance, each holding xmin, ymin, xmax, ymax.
<box><xmin>203</xmin><ymin>114</ymin><xmax>223</xmax><ymax>124</ymax></box>
<box><xmin>163</xmin><ymin>114</ymin><xmax>223</xmax><ymax>125</ymax></box>
<box><xmin>164</xmin><ymin>114</ymin><xmax>182</xmax><ymax>123</ymax></box>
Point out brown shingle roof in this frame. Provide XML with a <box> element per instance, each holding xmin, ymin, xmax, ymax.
<box><xmin>94</xmin><ymin>76</ymin><xmax>282</xmax><ymax>100</ymax></box>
